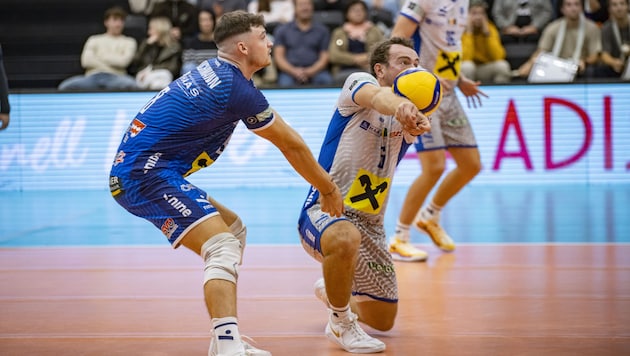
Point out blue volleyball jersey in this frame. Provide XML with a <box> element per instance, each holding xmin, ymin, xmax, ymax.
<box><xmin>110</xmin><ymin>58</ymin><xmax>274</xmax><ymax>181</ymax></box>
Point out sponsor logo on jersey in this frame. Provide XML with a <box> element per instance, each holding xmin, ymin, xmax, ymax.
<box><xmin>345</xmin><ymin>169</ymin><xmax>390</xmax><ymax>214</ymax></box>
<box><xmin>184</xmin><ymin>151</ymin><xmax>214</xmax><ymax>177</ymax></box>
<box><xmin>163</xmin><ymin>194</ymin><xmax>192</xmax><ymax>217</ymax></box>
<box><xmin>161</xmin><ymin>218</ymin><xmax>179</xmax><ymax>238</ymax></box>
<box><xmin>359</xmin><ymin>120</ymin><xmax>381</xmax><ymax>137</ymax></box>
<box><xmin>434</xmin><ymin>50</ymin><xmax>461</xmax><ymax>80</ymax></box>
<box><xmin>128</xmin><ymin>118</ymin><xmax>146</xmax><ymax>138</ymax></box>
<box><xmin>109</xmin><ymin>176</ymin><xmax>123</xmax><ymax>196</ymax></box>
<box><xmin>143</xmin><ymin>152</ymin><xmax>162</xmax><ymax>174</ymax></box>
<box><xmin>113</xmin><ymin>150</ymin><xmax>126</xmax><ymax>166</ymax></box>
<box><xmin>246</xmin><ymin>107</ymin><xmax>273</xmax><ymax>125</ymax></box>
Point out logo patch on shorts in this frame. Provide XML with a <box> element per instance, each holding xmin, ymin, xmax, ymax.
<box><xmin>161</xmin><ymin>218</ymin><xmax>179</xmax><ymax>238</ymax></box>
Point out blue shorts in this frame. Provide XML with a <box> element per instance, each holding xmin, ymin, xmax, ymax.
<box><xmin>110</xmin><ymin>170</ymin><xmax>219</xmax><ymax>247</ymax></box>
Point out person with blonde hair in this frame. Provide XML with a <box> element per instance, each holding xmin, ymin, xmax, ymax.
<box><xmin>131</xmin><ymin>16</ymin><xmax>182</xmax><ymax>89</ymax></box>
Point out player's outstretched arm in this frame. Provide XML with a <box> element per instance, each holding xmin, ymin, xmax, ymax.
<box><xmin>254</xmin><ymin>111</ymin><xmax>344</xmax><ymax>217</ymax></box>
<box><xmin>355</xmin><ymin>84</ymin><xmax>430</xmax><ymax>136</ymax></box>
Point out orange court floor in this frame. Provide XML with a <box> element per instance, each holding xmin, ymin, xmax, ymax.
<box><xmin>0</xmin><ymin>244</ymin><xmax>629</xmax><ymax>356</ymax></box>
<box><xmin>1</xmin><ymin>185</ymin><xmax>629</xmax><ymax>355</ymax></box>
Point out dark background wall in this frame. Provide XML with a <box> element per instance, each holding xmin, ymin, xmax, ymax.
<box><xmin>0</xmin><ymin>0</ymin><xmax>132</xmax><ymax>90</ymax></box>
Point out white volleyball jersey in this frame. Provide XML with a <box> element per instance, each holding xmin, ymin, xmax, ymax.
<box><xmin>398</xmin><ymin>0</ymin><xmax>469</xmax><ymax>85</ymax></box>
<box><xmin>303</xmin><ymin>72</ymin><xmax>412</xmax><ymax>225</ymax></box>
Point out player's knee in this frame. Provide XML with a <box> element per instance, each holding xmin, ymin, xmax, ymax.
<box><xmin>369</xmin><ymin>316</ymin><xmax>395</xmax><ymax>331</ymax></box>
<box><xmin>201</xmin><ymin>232</ymin><xmax>242</xmax><ymax>285</ymax></box>
<box><xmin>423</xmin><ymin>161</ymin><xmax>446</xmax><ymax>177</ymax></box>
<box><xmin>229</xmin><ymin>217</ymin><xmax>247</xmax><ymax>253</ymax></box>
<box><xmin>322</xmin><ymin>223</ymin><xmax>361</xmax><ymax>257</ymax></box>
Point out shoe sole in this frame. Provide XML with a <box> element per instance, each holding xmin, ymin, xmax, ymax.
<box><xmin>416</xmin><ymin>221</ymin><xmax>455</xmax><ymax>252</ymax></box>
<box><xmin>389</xmin><ymin>250</ymin><xmax>428</xmax><ymax>262</ymax></box>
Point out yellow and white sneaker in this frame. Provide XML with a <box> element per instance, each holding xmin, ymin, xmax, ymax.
<box><xmin>388</xmin><ymin>236</ymin><xmax>428</xmax><ymax>262</ymax></box>
<box><xmin>415</xmin><ymin>218</ymin><xmax>455</xmax><ymax>252</ymax></box>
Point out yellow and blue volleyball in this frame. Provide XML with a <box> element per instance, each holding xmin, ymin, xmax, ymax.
<box><xmin>392</xmin><ymin>67</ymin><xmax>443</xmax><ymax>116</ymax></box>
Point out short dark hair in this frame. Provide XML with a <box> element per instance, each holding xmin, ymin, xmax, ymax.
<box><xmin>369</xmin><ymin>37</ymin><xmax>414</xmax><ymax>76</ymax></box>
<box><xmin>104</xmin><ymin>6</ymin><xmax>127</xmax><ymax>21</ymax></box>
<box><xmin>214</xmin><ymin>11</ymin><xmax>266</xmax><ymax>45</ymax></box>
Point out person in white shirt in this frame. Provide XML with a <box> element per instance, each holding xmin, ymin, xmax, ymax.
<box><xmin>58</xmin><ymin>6</ymin><xmax>138</xmax><ymax>91</ymax></box>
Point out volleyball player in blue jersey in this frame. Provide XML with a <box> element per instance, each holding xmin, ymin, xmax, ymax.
<box><xmin>109</xmin><ymin>11</ymin><xmax>343</xmax><ymax>356</ymax></box>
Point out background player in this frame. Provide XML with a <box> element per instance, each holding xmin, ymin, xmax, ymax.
<box><xmin>298</xmin><ymin>37</ymin><xmax>431</xmax><ymax>353</ymax></box>
<box><xmin>388</xmin><ymin>0</ymin><xmax>488</xmax><ymax>261</ymax></box>
<box><xmin>109</xmin><ymin>11</ymin><xmax>343</xmax><ymax>356</ymax></box>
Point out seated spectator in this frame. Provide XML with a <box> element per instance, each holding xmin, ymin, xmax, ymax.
<box><xmin>181</xmin><ymin>9</ymin><xmax>218</xmax><ymax>74</ymax></box>
<box><xmin>515</xmin><ymin>0</ymin><xmax>601</xmax><ymax>79</ymax></box>
<box><xmin>248</xmin><ymin>0</ymin><xmax>294</xmax><ymax>34</ymax></box>
<box><xmin>596</xmin><ymin>0</ymin><xmax>629</xmax><ymax>79</ymax></box>
<box><xmin>129</xmin><ymin>0</ymin><xmax>164</xmax><ymax>16</ymax></box>
<box><xmin>363</xmin><ymin>0</ymin><xmax>398</xmax><ymax>33</ymax></box>
<box><xmin>314</xmin><ymin>0</ymin><xmax>350</xmax><ymax>11</ymax></box>
<box><xmin>461</xmin><ymin>0</ymin><xmax>511</xmax><ymax>84</ymax></box>
<box><xmin>584</xmin><ymin>0</ymin><xmax>609</xmax><ymax>25</ymax></box>
<box><xmin>273</xmin><ymin>0</ymin><xmax>334</xmax><ymax>86</ymax></box>
<box><xmin>492</xmin><ymin>0</ymin><xmax>553</xmax><ymax>44</ymax></box>
<box><xmin>198</xmin><ymin>0</ymin><xmax>248</xmax><ymax>20</ymax></box>
<box><xmin>58</xmin><ymin>6</ymin><xmax>138</xmax><ymax>91</ymax></box>
<box><xmin>328</xmin><ymin>0</ymin><xmax>384</xmax><ymax>85</ymax></box>
<box><xmin>151</xmin><ymin>0</ymin><xmax>199</xmax><ymax>41</ymax></box>
<box><xmin>130</xmin><ymin>16</ymin><xmax>182</xmax><ymax>90</ymax></box>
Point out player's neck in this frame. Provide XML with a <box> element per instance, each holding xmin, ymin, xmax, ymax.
<box><xmin>217</xmin><ymin>53</ymin><xmax>255</xmax><ymax>80</ymax></box>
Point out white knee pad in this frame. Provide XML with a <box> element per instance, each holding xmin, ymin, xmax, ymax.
<box><xmin>229</xmin><ymin>217</ymin><xmax>247</xmax><ymax>261</ymax></box>
<box><xmin>202</xmin><ymin>232</ymin><xmax>242</xmax><ymax>285</ymax></box>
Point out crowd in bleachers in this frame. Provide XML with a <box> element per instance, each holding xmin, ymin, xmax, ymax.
<box><xmin>1</xmin><ymin>0</ymin><xmax>629</xmax><ymax>90</ymax></box>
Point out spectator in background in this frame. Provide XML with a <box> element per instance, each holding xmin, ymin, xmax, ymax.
<box><xmin>363</xmin><ymin>0</ymin><xmax>399</xmax><ymax>33</ymax></box>
<box><xmin>58</xmin><ymin>6</ymin><xmax>138</xmax><ymax>91</ymax></box>
<box><xmin>515</xmin><ymin>0</ymin><xmax>601</xmax><ymax>79</ymax></box>
<box><xmin>461</xmin><ymin>0</ymin><xmax>511</xmax><ymax>83</ymax></box>
<box><xmin>198</xmin><ymin>0</ymin><xmax>248</xmax><ymax>20</ymax></box>
<box><xmin>131</xmin><ymin>16</ymin><xmax>182</xmax><ymax>89</ymax></box>
<box><xmin>329</xmin><ymin>0</ymin><xmax>384</xmax><ymax>85</ymax></box>
<box><xmin>584</xmin><ymin>0</ymin><xmax>609</xmax><ymax>24</ymax></box>
<box><xmin>273</xmin><ymin>0</ymin><xmax>334</xmax><ymax>86</ymax></box>
<box><xmin>492</xmin><ymin>0</ymin><xmax>553</xmax><ymax>44</ymax></box>
<box><xmin>0</xmin><ymin>44</ymin><xmax>10</xmax><ymax>131</ymax></box>
<box><xmin>151</xmin><ymin>0</ymin><xmax>199</xmax><ymax>41</ymax></box>
<box><xmin>248</xmin><ymin>0</ymin><xmax>294</xmax><ymax>33</ymax></box>
<box><xmin>314</xmin><ymin>0</ymin><xmax>350</xmax><ymax>11</ymax></box>
<box><xmin>597</xmin><ymin>0</ymin><xmax>629</xmax><ymax>78</ymax></box>
<box><xmin>181</xmin><ymin>9</ymin><xmax>218</xmax><ymax>74</ymax></box>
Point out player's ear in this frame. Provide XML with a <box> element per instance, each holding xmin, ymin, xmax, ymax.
<box><xmin>237</xmin><ymin>41</ymin><xmax>248</xmax><ymax>55</ymax></box>
<box><xmin>373</xmin><ymin>63</ymin><xmax>384</xmax><ymax>78</ymax></box>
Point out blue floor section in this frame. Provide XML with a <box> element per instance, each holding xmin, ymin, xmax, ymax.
<box><xmin>1</xmin><ymin>183</ymin><xmax>629</xmax><ymax>247</ymax></box>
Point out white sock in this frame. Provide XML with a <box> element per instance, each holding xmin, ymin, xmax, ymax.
<box><xmin>394</xmin><ymin>220</ymin><xmax>411</xmax><ymax>242</ymax></box>
<box><xmin>213</xmin><ymin>317</ymin><xmax>242</xmax><ymax>355</ymax></box>
<box><xmin>330</xmin><ymin>304</ymin><xmax>351</xmax><ymax>322</ymax></box>
<box><xmin>420</xmin><ymin>201</ymin><xmax>443</xmax><ymax>222</ymax></box>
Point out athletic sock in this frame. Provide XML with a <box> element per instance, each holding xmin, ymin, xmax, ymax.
<box><xmin>420</xmin><ymin>201</ymin><xmax>443</xmax><ymax>222</ymax></box>
<box><xmin>213</xmin><ymin>317</ymin><xmax>242</xmax><ymax>355</ymax></box>
<box><xmin>394</xmin><ymin>220</ymin><xmax>411</xmax><ymax>242</ymax></box>
<box><xmin>330</xmin><ymin>304</ymin><xmax>351</xmax><ymax>323</ymax></box>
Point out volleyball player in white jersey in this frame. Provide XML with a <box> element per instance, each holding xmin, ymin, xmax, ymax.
<box><xmin>298</xmin><ymin>38</ymin><xmax>431</xmax><ymax>353</ymax></box>
<box><xmin>388</xmin><ymin>0</ymin><xmax>488</xmax><ymax>261</ymax></box>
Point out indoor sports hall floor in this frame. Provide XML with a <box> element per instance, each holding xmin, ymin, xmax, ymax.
<box><xmin>1</xmin><ymin>184</ymin><xmax>629</xmax><ymax>355</ymax></box>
